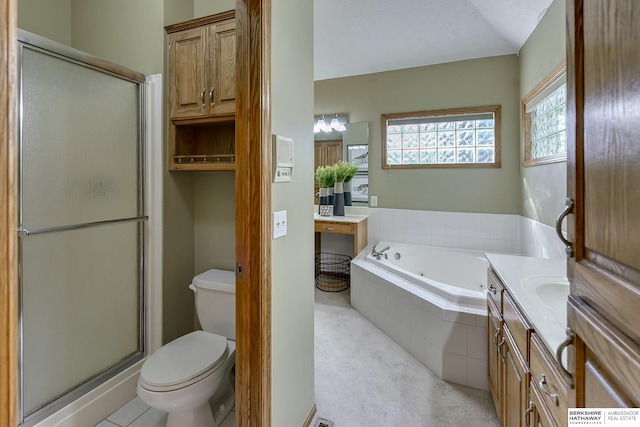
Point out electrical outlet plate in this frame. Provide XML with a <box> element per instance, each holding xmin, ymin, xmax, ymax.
<box><xmin>273</xmin><ymin>210</ymin><xmax>287</xmax><ymax>239</ymax></box>
<box><xmin>370</xmin><ymin>195</ymin><xmax>378</xmax><ymax>206</ymax></box>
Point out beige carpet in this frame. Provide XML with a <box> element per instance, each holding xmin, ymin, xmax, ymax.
<box><xmin>313</xmin><ymin>288</ymin><xmax>500</xmax><ymax>427</ymax></box>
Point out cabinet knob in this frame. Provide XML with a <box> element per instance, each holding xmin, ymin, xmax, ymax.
<box><xmin>210</xmin><ymin>86</ymin><xmax>215</xmax><ymax>107</ymax></box>
<box><xmin>200</xmin><ymin>88</ymin><xmax>206</xmax><ymax>108</ymax></box>
<box><xmin>555</xmin><ymin>197</ymin><xmax>575</xmax><ymax>257</ymax></box>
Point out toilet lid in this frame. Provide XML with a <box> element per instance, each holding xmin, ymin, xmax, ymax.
<box><xmin>140</xmin><ymin>331</ymin><xmax>228</xmax><ymax>390</ymax></box>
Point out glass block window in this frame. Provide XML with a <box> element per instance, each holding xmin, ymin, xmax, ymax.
<box><xmin>522</xmin><ymin>63</ymin><xmax>567</xmax><ymax>166</ymax></box>
<box><xmin>382</xmin><ymin>105</ymin><xmax>501</xmax><ymax>169</ymax></box>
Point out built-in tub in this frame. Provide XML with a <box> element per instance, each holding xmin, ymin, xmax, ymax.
<box><xmin>351</xmin><ymin>241</ymin><xmax>490</xmax><ymax>390</ymax></box>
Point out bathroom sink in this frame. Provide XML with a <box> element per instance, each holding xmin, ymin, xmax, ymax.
<box><xmin>535</xmin><ymin>281</ymin><xmax>569</xmax><ymax>305</ymax></box>
<box><xmin>519</xmin><ymin>275</ymin><xmax>569</xmax><ymax>305</ymax></box>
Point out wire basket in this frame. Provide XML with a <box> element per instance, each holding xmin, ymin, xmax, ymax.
<box><xmin>315</xmin><ymin>252</ymin><xmax>352</xmax><ymax>292</ymax></box>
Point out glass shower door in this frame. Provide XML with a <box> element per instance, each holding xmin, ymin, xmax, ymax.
<box><xmin>18</xmin><ymin>37</ymin><xmax>146</xmax><ymax>424</ymax></box>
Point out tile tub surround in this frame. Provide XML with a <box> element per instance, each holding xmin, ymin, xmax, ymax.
<box><xmin>367</xmin><ymin>208</ymin><xmax>564</xmax><ymax>259</ymax></box>
<box><xmin>351</xmin><ymin>261</ymin><xmax>489</xmax><ymax>390</ymax></box>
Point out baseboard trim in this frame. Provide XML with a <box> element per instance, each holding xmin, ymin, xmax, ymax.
<box><xmin>302</xmin><ymin>403</ymin><xmax>317</xmax><ymax>427</ymax></box>
<box><xmin>32</xmin><ymin>359</ymin><xmax>145</xmax><ymax>427</ymax></box>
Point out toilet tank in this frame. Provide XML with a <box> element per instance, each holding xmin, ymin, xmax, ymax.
<box><xmin>190</xmin><ymin>269</ymin><xmax>236</xmax><ymax>340</ymax></box>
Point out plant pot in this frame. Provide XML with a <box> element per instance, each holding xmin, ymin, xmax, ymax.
<box><xmin>327</xmin><ymin>187</ymin><xmax>334</xmax><ymax>205</ymax></box>
<box><xmin>344</xmin><ymin>180</ymin><xmax>352</xmax><ymax>206</ymax></box>
<box><xmin>319</xmin><ymin>187</ymin><xmax>329</xmax><ymax>207</ymax></box>
<box><xmin>333</xmin><ymin>182</ymin><xmax>345</xmax><ymax>216</ymax></box>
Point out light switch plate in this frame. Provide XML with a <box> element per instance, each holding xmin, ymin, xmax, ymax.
<box><xmin>370</xmin><ymin>196</ymin><xmax>378</xmax><ymax>207</ymax></box>
<box><xmin>273</xmin><ymin>210</ymin><xmax>287</xmax><ymax>239</ymax></box>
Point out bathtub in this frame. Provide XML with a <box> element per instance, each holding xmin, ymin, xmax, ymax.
<box><xmin>351</xmin><ymin>241</ymin><xmax>490</xmax><ymax>390</ymax></box>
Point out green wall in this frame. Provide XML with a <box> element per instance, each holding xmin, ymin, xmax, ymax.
<box><xmin>71</xmin><ymin>0</ymin><xmax>164</xmax><ymax>75</ymax></box>
<box><xmin>18</xmin><ymin>0</ymin><xmax>71</xmax><ymax>45</ymax></box>
<box><xmin>519</xmin><ymin>0</ymin><xmax>566</xmax><ymax>226</ymax></box>
<box><xmin>270</xmin><ymin>0</ymin><xmax>316</xmax><ymax>423</ymax></box>
<box><xmin>315</xmin><ymin>55</ymin><xmax>522</xmax><ymax>214</ymax></box>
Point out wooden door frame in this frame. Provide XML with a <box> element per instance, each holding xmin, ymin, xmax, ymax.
<box><xmin>1</xmin><ymin>0</ymin><xmax>18</xmax><ymax>426</ymax></box>
<box><xmin>1</xmin><ymin>0</ymin><xmax>274</xmax><ymax>424</ymax></box>
<box><xmin>235</xmin><ymin>0</ymin><xmax>272</xmax><ymax>425</ymax></box>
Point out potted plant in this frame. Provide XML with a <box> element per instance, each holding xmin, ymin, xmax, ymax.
<box><xmin>333</xmin><ymin>161</ymin><xmax>354</xmax><ymax>216</ymax></box>
<box><xmin>342</xmin><ymin>162</ymin><xmax>359</xmax><ymax>206</ymax></box>
<box><xmin>315</xmin><ymin>166</ymin><xmax>335</xmax><ymax>215</ymax></box>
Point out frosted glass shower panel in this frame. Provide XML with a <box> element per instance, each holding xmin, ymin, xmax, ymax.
<box><xmin>21</xmin><ymin>46</ymin><xmax>141</xmax><ymax>229</ymax></box>
<box><xmin>21</xmin><ymin>222</ymin><xmax>141</xmax><ymax>416</ymax></box>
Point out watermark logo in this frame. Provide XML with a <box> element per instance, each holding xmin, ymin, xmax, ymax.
<box><xmin>568</xmin><ymin>409</ymin><xmax>640</xmax><ymax>426</ymax></box>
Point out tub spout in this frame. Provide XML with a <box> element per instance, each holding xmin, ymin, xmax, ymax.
<box><xmin>371</xmin><ymin>244</ymin><xmax>390</xmax><ymax>260</ymax></box>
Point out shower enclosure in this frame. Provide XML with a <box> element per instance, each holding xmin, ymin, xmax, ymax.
<box><xmin>17</xmin><ymin>31</ymin><xmax>147</xmax><ymax>425</ymax></box>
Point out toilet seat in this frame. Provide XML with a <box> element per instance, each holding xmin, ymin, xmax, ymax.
<box><xmin>140</xmin><ymin>331</ymin><xmax>229</xmax><ymax>392</ymax></box>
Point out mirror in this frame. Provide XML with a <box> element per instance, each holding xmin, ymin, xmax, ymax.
<box><xmin>314</xmin><ymin>121</ymin><xmax>369</xmax><ymax>205</ymax></box>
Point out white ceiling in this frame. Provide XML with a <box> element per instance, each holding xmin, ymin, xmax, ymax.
<box><xmin>314</xmin><ymin>0</ymin><xmax>554</xmax><ymax>81</ymax></box>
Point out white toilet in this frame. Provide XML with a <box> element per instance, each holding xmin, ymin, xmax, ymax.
<box><xmin>137</xmin><ymin>269</ymin><xmax>236</xmax><ymax>427</ymax></box>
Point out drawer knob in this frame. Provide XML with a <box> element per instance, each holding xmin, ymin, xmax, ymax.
<box><xmin>539</xmin><ymin>374</ymin><xmax>559</xmax><ymax>405</ymax></box>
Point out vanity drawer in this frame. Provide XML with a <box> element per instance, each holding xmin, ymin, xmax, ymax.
<box><xmin>503</xmin><ymin>293</ymin><xmax>533</xmax><ymax>359</ymax></box>
<box><xmin>487</xmin><ymin>269</ymin><xmax>504</xmax><ymax>313</ymax></box>
<box><xmin>529</xmin><ymin>379</ymin><xmax>559</xmax><ymax>427</ymax></box>
<box><xmin>530</xmin><ymin>333</ymin><xmax>568</xmax><ymax>427</ymax></box>
<box><xmin>314</xmin><ymin>221</ymin><xmax>354</xmax><ymax>235</ymax></box>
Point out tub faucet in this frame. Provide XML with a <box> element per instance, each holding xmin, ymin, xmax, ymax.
<box><xmin>371</xmin><ymin>244</ymin><xmax>390</xmax><ymax>260</ymax></box>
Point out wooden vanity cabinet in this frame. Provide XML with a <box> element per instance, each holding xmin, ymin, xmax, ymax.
<box><xmin>488</xmin><ymin>268</ymin><xmax>532</xmax><ymax>427</ymax></box>
<box><xmin>488</xmin><ymin>267</ymin><xmax>574</xmax><ymax>427</ymax></box>
<box><xmin>566</xmin><ymin>0</ymin><xmax>640</xmax><ymax>410</ymax></box>
<box><xmin>165</xmin><ymin>11</ymin><xmax>236</xmax><ymax>170</ymax></box>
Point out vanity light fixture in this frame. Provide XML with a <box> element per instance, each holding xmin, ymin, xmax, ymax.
<box><xmin>314</xmin><ymin>113</ymin><xmax>348</xmax><ymax>133</ymax></box>
<box><xmin>330</xmin><ymin>114</ymin><xmax>347</xmax><ymax>132</ymax></box>
<box><xmin>314</xmin><ymin>115</ymin><xmax>331</xmax><ymax>133</ymax></box>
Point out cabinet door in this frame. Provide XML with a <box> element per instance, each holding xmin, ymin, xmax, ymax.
<box><xmin>503</xmin><ymin>326</ymin><xmax>529</xmax><ymax>427</ymax></box>
<box><xmin>208</xmin><ymin>20</ymin><xmax>236</xmax><ymax>116</ymax></box>
<box><xmin>567</xmin><ymin>0</ymin><xmax>640</xmax><ymax>406</ymax></box>
<box><xmin>567</xmin><ymin>297</ymin><xmax>640</xmax><ymax>408</ymax></box>
<box><xmin>487</xmin><ymin>298</ymin><xmax>502</xmax><ymax>417</ymax></box>
<box><xmin>168</xmin><ymin>27</ymin><xmax>208</xmax><ymax>119</ymax></box>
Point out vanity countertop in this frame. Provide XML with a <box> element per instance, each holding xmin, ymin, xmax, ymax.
<box><xmin>313</xmin><ymin>213</ymin><xmax>368</xmax><ymax>223</ymax></box>
<box><xmin>485</xmin><ymin>253</ymin><xmax>568</xmax><ymax>355</ymax></box>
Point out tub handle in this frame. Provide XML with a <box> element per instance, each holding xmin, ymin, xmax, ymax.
<box><xmin>555</xmin><ymin>198</ymin><xmax>574</xmax><ymax>257</ymax></box>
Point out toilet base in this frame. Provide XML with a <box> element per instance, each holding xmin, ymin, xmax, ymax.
<box><xmin>166</xmin><ymin>402</ymin><xmax>214</xmax><ymax>427</ymax></box>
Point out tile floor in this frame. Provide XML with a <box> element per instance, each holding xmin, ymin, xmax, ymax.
<box><xmin>95</xmin><ymin>397</ymin><xmax>235</xmax><ymax>427</ymax></box>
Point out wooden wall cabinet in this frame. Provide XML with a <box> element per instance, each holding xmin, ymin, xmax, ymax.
<box><xmin>165</xmin><ymin>11</ymin><xmax>236</xmax><ymax>170</ymax></box>
<box><xmin>566</xmin><ymin>0</ymin><xmax>640</xmax><ymax>410</ymax></box>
